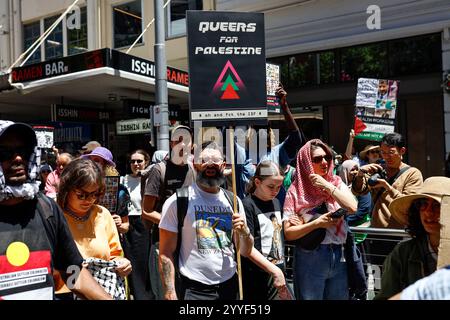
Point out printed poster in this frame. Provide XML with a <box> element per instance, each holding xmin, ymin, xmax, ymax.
<box><xmin>98</xmin><ymin>176</ymin><xmax>119</xmax><ymax>214</ymax></box>
<box><xmin>266</xmin><ymin>63</ymin><xmax>281</xmax><ymax>113</ymax></box>
<box><xmin>187</xmin><ymin>11</ymin><xmax>267</xmax><ymax>126</ymax></box>
<box><xmin>354</xmin><ymin>78</ymin><xmax>399</xmax><ymax>141</ymax></box>
<box><xmin>33</xmin><ymin>126</ymin><xmax>54</xmax><ymax>149</ymax></box>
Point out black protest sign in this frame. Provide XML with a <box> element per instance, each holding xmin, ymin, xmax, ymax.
<box><xmin>187</xmin><ymin>11</ymin><xmax>267</xmax><ymax>126</ymax></box>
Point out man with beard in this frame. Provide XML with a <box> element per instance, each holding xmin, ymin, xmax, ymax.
<box><xmin>159</xmin><ymin>141</ymin><xmax>253</xmax><ymax>300</ymax></box>
<box><xmin>142</xmin><ymin>125</ymin><xmax>196</xmax><ymax>299</ymax></box>
<box><xmin>0</xmin><ymin>120</ymin><xmax>112</xmax><ymax>300</ymax></box>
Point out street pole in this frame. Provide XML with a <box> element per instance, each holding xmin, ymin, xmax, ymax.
<box><xmin>154</xmin><ymin>0</ymin><xmax>170</xmax><ymax>152</ymax></box>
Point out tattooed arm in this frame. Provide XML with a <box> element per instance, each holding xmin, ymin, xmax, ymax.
<box><xmin>159</xmin><ymin>228</ymin><xmax>178</xmax><ymax>300</ymax></box>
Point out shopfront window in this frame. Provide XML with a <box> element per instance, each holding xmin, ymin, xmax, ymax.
<box><xmin>44</xmin><ymin>16</ymin><xmax>64</xmax><ymax>60</ymax></box>
<box><xmin>166</xmin><ymin>0</ymin><xmax>203</xmax><ymax>38</ymax></box>
<box><xmin>389</xmin><ymin>34</ymin><xmax>441</xmax><ymax>76</ymax></box>
<box><xmin>288</xmin><ymin>53</ymin><xmax>316</xmax><ymax>87</ymax></box>
<box><xmin>68</xmin><ymin>6</ymin><xmax>88</xmax><ymax>55</ymax></box>
<box><xmin>340</xmin><ymin>43</ymin><xmax>388</xmax><ymax>82</ymax></box>
<box><xmin>23</xmin><ymin>22</ymin><xmax>41</xmax><ymax>65</ymax></box>
<box><xmin>318</xmin><ymin>51</ymin><xmax>335</xmax><ymax>84</ymax></box>
<box><xmin>113</xmin><ymin>0</ymin><xmax>143</xmax><ymax>48</ymax></box>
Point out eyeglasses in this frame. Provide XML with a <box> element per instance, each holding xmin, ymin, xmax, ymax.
<box><xmin>0</xmin><ymin>146</ymin><xmax>33</xmax><ymax>162</ymax></box>
<box><xmin>40</xmin><ymin>170</ymin><xmax>51</xmax><ymax>174</ymax></box>
<box><xmin>312</xmin><ymin>155</ymin><xmax>332</xmax><ymax>164</ymax></box>
<box><xmin>381</xmin><ymin>150</ymin><xmax>398</xmax><ymax>156</ymax></box>
<box><xmin>201</xmin><ymin>156</ymin><xmax>224</xmax><ymax>165</ymax></box>
<box><xmin>130</xmin><ymin>159</ymin><xmax>144</xmax><ymax>164</ymax></box>
<box><xmin>74</xmin><ymin>189</ymin><xmax>100</xmax><ymax>201</ymax></box>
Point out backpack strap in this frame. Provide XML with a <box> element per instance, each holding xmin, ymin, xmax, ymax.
<box><xmin>388</xmin><ymin>166</ymin><xmax>411</xmax><ymax>185</ymax></box>
<box><xmin>175</xmin><ymin>186</ymin><xmax>189</xmax><ymax>267</ymax></box>
<box><xmin>221</xmin><ymin>188</ymin><xmax>239</xmax><ymax>212</ymax></box>
<box><xmin>373</xmin><ymin>166</ymin><xmax>411</xmax><ymax>206</ymax></box>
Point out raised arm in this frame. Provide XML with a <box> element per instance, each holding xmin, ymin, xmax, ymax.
<box><xmin>344</xmin><ymin>129</ymin><xmax>356</xmax><ymax>161</ymax></box>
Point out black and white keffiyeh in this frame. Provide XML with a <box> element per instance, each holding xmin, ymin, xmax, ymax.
<box><xmin>75</xmin><ymin>258</ymin><xmax>127</xmax><ymax>300</ymax></box>
<box><xmin>0</xmin><ymin>120</ymin><xmax>41</xmax><ymax>202</ymax></box>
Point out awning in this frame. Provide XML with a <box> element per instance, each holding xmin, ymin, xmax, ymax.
<box><xmin>0</xmin><ymin>49</ymin><xmax>189</xmax><ymax>121</ymax></box>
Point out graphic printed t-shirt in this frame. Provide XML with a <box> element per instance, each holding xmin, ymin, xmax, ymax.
<box><xmin>242</xmin><ymin>195</ymin><xmax>284</xmax><ymax>265</ymax></box>
<box><xmin>0</xmin><ymin>198</ymin><xmax>83</xmax><ymax>300</ymax></box>
<box><xmin>160</xmin><ymin>183</ymin><xmax>246</xmax><ymax>285</ymax></box>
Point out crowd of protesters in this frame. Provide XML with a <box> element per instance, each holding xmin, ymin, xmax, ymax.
<box><xmin>2</xmin><ymin>84</ymin><xmax>450</xmax><ymax>301</ymax></box>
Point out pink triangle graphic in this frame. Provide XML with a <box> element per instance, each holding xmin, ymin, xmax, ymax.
<box><xmin>213</xmin><ymin>60</ymin><xmax>245</xmax><ymax>93</ymax></box>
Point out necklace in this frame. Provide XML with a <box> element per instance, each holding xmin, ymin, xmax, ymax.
<box><xmin>65</xmin><ymin>207</ymin><xmax>92</xmax><ymax>222</ymax></box>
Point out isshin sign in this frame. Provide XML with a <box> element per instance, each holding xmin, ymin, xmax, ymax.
<box><xmin>187</xmin><ymin>11</ymin><xmax>267</xmax><ymax>126</ymax></box>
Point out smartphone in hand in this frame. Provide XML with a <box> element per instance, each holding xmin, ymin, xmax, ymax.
<box><xmin>330</xmin><ymin>208</ymin><xmax>347</xmax><ymax>219</ymax></box>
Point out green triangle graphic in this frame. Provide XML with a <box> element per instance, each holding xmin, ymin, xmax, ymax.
<box><xmin>221</xmin><ymin>74</ymin><xmax>239</xmax><ymax>91</ymax></box>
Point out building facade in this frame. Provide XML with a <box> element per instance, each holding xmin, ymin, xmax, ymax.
<box><xmin>0</xmin><ymin>0</ymin><xmax>449</xmax><ymax>177</ymax></box>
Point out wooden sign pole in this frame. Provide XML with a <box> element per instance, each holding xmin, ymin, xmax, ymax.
<box><xmin>229</xmin><ymin>127</ymin><xmax>243</xmax><ymax>300</ymax></box>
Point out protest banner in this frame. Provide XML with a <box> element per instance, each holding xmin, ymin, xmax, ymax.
<box><xmin>354</xmin><ymin>77</ymin><xmax>399</xmax><ymax>141</ymax></box>
<box><xmin>266</xmin><ymin>62</ymin><xmax>281</xmax><ymax>113</ymax></box>
<box><xmin>187</xmin><ymin>10</ymin><xmax>267</xmax><ymax>126</ymax></box>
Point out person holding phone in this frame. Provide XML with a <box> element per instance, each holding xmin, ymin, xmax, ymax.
<box><xmin>283</xmin><ymin>139</ymin><xmax>357</xmax><ymax>300</ymax></box>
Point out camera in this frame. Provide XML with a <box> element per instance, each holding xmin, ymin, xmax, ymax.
<box><xmin>368</xmin><ymin>168</ymin><xmax>387</xmax><ymax>186</ymax></box>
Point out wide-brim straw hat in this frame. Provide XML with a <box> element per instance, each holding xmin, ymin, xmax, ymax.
<box><xmin>389</xmin><ymin>176</ymin><xmax>450</xmax><ymax>226</ymax></box>
<box><xmin>359</xmin><ymin>145</ymin><xmax>380</xmax><ymax>159</ymax></box>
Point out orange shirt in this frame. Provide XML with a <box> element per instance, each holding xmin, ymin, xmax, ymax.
<box><xmin>55</xmin><ymin>205</ymin><xmax>122</xmax><ymax>294</ymax></box>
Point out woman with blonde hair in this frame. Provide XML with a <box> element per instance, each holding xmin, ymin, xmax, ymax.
<box><xmin>242</xmin><ymin>160</ymin><xmax>292</xmax><ymax>300</ymax></box>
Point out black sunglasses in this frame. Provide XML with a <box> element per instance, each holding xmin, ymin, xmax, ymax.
<box><xmin>130</xmin><ymin>159</ymin><xmax>144</xmax><ymax>164</ymax></box>
<box><xmin>0</xmin><ymin>146</ymin><xmax>33</xmax><ymax>162</ymax></box>
<box><xmin>312</xmin><ymin>155</ymin><xmax>332</xmax><ymax>164</ymax></box>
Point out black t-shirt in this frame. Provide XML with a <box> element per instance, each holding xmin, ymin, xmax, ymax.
<box><xmin>0</xmin><ymin>196</ymin><xmax>83</xmax><ymax>299</ymax></box>
<box><xmin>144</xmin><ymin>160</ymin><xmax>191</xmax><ymax>212</ymax></box>
<box><xmin>241</xmin><ymin>194</ymin><xmax>285</xmax><ymax>300</ymax></box>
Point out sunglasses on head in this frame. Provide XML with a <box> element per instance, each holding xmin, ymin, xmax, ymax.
<box><xmin>312</xmin><ymin>155</ymin><xmax>332</xmax><ymax>164</ymax></box>
<box><xmin>0</xmin><ymin>146</ymin><xmax>33</xmax><ymax>162</ymax></box>
<box><xmin>130</xmin><ymin>159</ymin><xmax>144</xmax><ymax>164</ymax></box>
<box><xmin>74</xmin><ymin>189</ymin><xmax>100</xmax><ymax>201</ymax></box>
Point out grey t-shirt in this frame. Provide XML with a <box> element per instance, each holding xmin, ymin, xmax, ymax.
<box><xmin>144</xmin><ymin>160</ymin><xmax>195</xmax><ymax>212</ymax></box>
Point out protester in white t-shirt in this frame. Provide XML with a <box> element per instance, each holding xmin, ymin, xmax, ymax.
<box><xmin>159</xmin><ymin>141</ymin><xmax>254</xmax><ymax>300</ymax></box>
